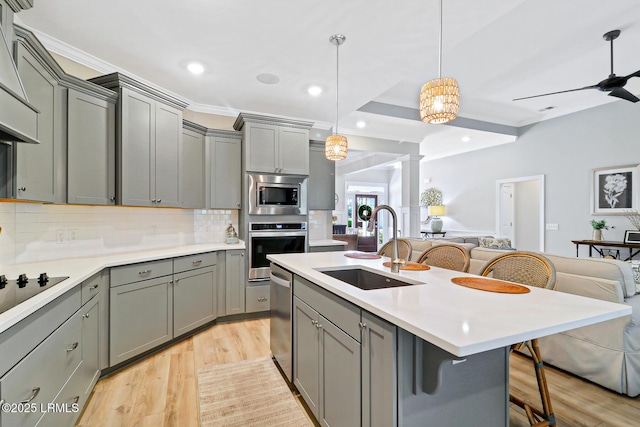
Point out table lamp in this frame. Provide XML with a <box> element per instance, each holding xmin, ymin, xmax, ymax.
<box><xmin>428</xmin><ymin>205</ymin><xmax>446</xmax><ymax>232</ymax></box>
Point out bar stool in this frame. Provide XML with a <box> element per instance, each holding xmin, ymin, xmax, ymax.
<box><xmin>479</xmin><ymin>251</ymin><xmax>557</xmax><ymax>427</ymax></box>
<box><xmin>377</xmin><ymin>238</ymin><xmax>412</xmax><ymax>263</ymax></box>
<box><xmin>416</xmin><ymin>244</ymin><xmax>470</xmax><ymax>272</ymax></box>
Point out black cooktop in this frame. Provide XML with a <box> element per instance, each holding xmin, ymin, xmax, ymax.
<box><xmin>0</xmin><ymin>274</ymin><xmax>69</xmax><ymax>315</ymax></box>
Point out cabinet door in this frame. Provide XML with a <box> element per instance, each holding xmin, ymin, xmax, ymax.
<box><xmin>154</xmin><ymin>103</ymin><xmax>182</xmax><ymax>207</ymax></box>
<box><xmin>362</xmin><ymin>311</ymin><xmax>397</xmax><ymax>427</ymax></box>
<box><xmin>109</xmin><ymin>276</ymin><xmax>173</xmax><ymax>366</ymax></box>
<box><xmin>211</xmin><ymin>136</ymin><xmax>241</xmax><ymax>209</ymax></box>
<box><xmin>67</xmin><ymin>89</ymin><xmax>116</xmax><ymax>205</ymax></box>
<box><xmin>224</xmin><ymin>250</ymin><xmax>246</xmax><ymax>315</ymax></box>
<box><xmin>308</xmin><ymin>144</ymin><xmax>335</xmax><ymax>210</ymax></box>
<box><xmin>15</xmin><ymin>43</ymin><xmax>65</xmax><ymax>203</ymax></box>
<box><xmin>293</xmin><ymin>297</ymin><xmax>320</xmax><ymax>418</ymax></box>
<box><xmin>182</xmin><ymin>128</ymin><xmax>205</xmax><ymax>208</ymax></box>
<box><xmin>173</xmin><ymin>266</ymin><xmax>216</xmax><ymax>337</ymax></box>
<box><xmin>319</xmin><ymin>314</ymin><xmax>361</xmax><ymax>427</ymax></box>
<box><xmin>119</xmin><ymin>88</ymin><xmax>155</xmax><ymax>206</ymax></box>
<box><xmin>245</xmin><ymin>122</ymin><xmax>278</xmax><ymax>173</ymax></box>
<box><xmin>80</xmin><ymin>293</ymin><xmax>103</xmax><ymax>396</ymax></box>
<box><xmin>278</xmin><ymin>127</ymin><xmax>309</xmax><ymax>175</ymax></box>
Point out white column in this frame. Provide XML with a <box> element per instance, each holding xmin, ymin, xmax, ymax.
<box><xmin>400</xmin><ymin>154</ymin><xmax>423</xmax><ymax>237</ymax></box>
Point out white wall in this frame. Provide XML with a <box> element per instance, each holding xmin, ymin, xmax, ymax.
<box><xmin>420</xmin><ymin>100</ymin><xmax>640</xmax><ymax>257</ymax></box>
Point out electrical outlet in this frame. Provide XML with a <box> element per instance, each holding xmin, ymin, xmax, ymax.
<box><xmin>56</xmin><ymin>229</ymin><xmax>66</xmax><ymax>244</ymax></box>
<box><xmin>69</xmin><ymin>229</ymin><xmax>78</xmax><ymax>243</ymax></box>
<box><xmin>545</xmin><ymin>223</ymin><xmax>559</xmax><ymax>231</ymax></box>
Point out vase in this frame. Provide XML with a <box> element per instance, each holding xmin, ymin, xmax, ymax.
<box><xmin>431</xmin><ymin>217</ymin><xmax>443</xmax><ymax>232</ymax></box>
<box><xmin>592</xmin><ymin>229</ymin><xmax>602</xmax><ymax>241</ymax></box>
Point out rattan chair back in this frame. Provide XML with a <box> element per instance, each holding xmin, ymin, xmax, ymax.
<box><xmin>479</xmin><ymin>251</ymin><xmax>556</xmax><ymax>290</ymax></box>
<box><xmin>378</xmin><ymin>238</ymin><xmax>412</xmax><ymax>262</ymax></box>
<box><xmin>417</xmin><ymin>244</ymin><xmax>470</xmax><ymax>272</ymax></box>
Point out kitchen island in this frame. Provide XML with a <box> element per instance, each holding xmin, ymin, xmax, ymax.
<box><xmin>268</xmin><ymin>251</ymin><xmax>631</xmax><ymax>427</ymax></box>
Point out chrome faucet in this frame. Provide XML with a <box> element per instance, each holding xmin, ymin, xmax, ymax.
<box><xmin>366</xmin><ymin>205</ymin><xmax>406</xmax><ymax>273</ymax></box>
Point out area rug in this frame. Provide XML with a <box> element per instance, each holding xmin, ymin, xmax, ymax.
<box><xmin>197</xmin><ymin>356</ymin><xmax>313</xmax><ymax>427</ymax></box>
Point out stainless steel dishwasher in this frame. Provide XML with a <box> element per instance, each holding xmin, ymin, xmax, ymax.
<box><xmin>270</xmin><ymin>263</ymin><xmax>293</xmax><ymax>382</ymax></box>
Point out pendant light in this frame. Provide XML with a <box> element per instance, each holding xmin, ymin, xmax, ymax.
<box><xmin>419</xmin><ymin>0</ymin><xmax>459</xmax><ymax>124</ymax></box>
<box><xmin>325</xmin><ymin>34</ymin><xmax>348</xmax><ymax>161</ymax></box>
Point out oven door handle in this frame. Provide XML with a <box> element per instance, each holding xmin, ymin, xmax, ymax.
<box><xmin>270</xmin><ymin>271</ymin><xmax>291</xmax><ymax>288</ymax></box>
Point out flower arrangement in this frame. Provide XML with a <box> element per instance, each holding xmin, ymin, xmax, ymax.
<box><xmin>603</xmin><ymin>174</ymin><xmax>628</xmax><ymax>209</ymax></box>
<box><xmin>624</xmin><ymin>210</ymin><xmax>640</xmax><ymax>230</ymax></box>
<box><xmin>420</xmin><ymin>188</ymin><xmax>443</xmax><ymax>208</ymax></box>
<box><xmin>591</xmin><ymin>219</ymin><xmax>608</xmax><ymax>230</ymax></box>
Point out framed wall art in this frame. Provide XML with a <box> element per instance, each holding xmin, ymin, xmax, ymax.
<box><xmin>591</xmin><ymin>164</ymin><xmax>639</xmax><ymax>215</ymax></box>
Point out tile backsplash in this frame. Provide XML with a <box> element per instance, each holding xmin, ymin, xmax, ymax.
<box><xmin>0</xmin><ymin>202</ymin><xmax>238</xmax><ymax>265</ymax></box>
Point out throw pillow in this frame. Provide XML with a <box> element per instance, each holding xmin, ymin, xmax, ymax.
<box><xmin>478</xmin><ymin>237</ymin><xmax>513</xmax><ymax>250</ymax></box>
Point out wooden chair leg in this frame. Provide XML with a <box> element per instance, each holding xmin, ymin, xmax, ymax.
<box><xmin>509</xmin><ymin>339</ymin><xmax>556</xmax><ymax>427</ymax></box>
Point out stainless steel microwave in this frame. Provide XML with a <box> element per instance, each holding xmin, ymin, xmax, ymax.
<box><xmin>248</xmin><ymin>174</ymin><xmax>308</xmax><ymax>215</ymax></box>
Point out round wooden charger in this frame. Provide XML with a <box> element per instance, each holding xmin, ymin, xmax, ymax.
<box><xmin>450</xmin><ymin>277</ymin><xmax>530</xmax><ymax>294</ymax></box>
<box><xmin>382</xmin><ymin>261</ymin><xmax>430</xmax><ymax>271</ymax></box>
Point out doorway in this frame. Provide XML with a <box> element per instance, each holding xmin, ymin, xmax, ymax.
<box><xmin>496</xmin><ymin>175</ymin><xmax>545</xmax><ymax>252</ymax></box>
<box><xmin>355</xmin><ymin>194</ymin><xmax>378</xmax><ymax>252</ymax></box>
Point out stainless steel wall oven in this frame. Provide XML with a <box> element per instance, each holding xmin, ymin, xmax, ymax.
<box><xmin>247</xmin><ymin>222</ymin><xmax>307</xmax><ymax>281</ymax></box>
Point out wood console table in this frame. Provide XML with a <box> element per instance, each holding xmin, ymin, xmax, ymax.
<box><xmin>571</xmin><ymin>240</ymin><xmax>640</xmax><ymax>261</ymax></box>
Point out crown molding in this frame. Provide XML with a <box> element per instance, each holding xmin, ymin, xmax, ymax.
<box><xmin>6</xmin><ymin>0</ymin><xmax>33</xmax><ymax>12</ymax></box>
<box><xmin>233</xmin><ymin>113</ymin><xmax>313</xmax><ymax>131</ymax></box>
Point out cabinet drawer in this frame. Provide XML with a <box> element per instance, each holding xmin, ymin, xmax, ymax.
<box><xmin>81</xmin><ymin>270</ymin><xmax>107</xmax><ymax>305</ymax></box>
<box><xmin>246</xmin><ymin>285</ymin><xmax>269</xmax><ymax>313</ymax></box>
<box><xmin>173</xmin><ymin>252</ymin><xmax>217</xmax><ymax>274</ymax></box>
<box><xmin>294</xmin><ymin>275</ymin><xmax>361</xmax><ymax>341</ymax></box>
<box><xmin>0</xmin><ymin>309</ymin><xmax>82</xmax><ymax>427</ymax></box>
<box><xmin>110</xmin><ymin>259</ymin><xmax>173</xmax><ymax>287</ymax></box>
<box><xmin>0</xmin><ymin>286</ymin><xmax>81</xmax><ymax>378</ymax></box>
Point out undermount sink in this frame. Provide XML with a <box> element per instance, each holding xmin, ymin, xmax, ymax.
<box><xmin>317</xmin><ymin>267</ymin><xmax>420</xmax><ymax>290</ymax></box>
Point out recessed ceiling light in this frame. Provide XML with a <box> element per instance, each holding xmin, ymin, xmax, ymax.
<box><xmin>356</xmin><ymin>121</ymin><xmax>366</xmax><ymax>128</ymax></box>
<box><xmin>307</xmin><ymin>86</ymin><xmax>322</xmax><ymax>96</ymax></box>
<box><xmin>461</xmin><ymin>135</ymin><xmax>471</xmax><ymax>142</ymax></box>
<box><xmin>538</xmin><ymin>105</ymin><xmax>557</xmax><ymax>112</ymax></box>
<box><xmin>256</xmin><ymin>73</ymin><xmax>280</xmax><ymax>84</ymax></box>
<box><xmin>187</xmin><ymin>62</ymin><xmax>204</xmax><ymax>75</ymax></box>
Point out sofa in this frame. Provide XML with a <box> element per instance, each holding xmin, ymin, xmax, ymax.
<box><xmin>404</xmin><ymin>237</ymin><xmax>640</xmax><ymax>396</ymax></box>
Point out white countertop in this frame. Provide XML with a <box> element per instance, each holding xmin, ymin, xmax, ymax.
<box><xmin>268</xmin><ymin>251</ymin><xmax>631</xmax><ymax>357</ymax></box>
<box><xmin>0</xmin><ymin>242</ymin><xmax>245</xmax><ymax>333</ymax></box>
<box><xmin>308</xmin><ymin>239</ymin><xmax>348</xmax><ymax>247</ymax></box>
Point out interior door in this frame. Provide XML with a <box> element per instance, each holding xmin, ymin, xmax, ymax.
<box><xmin>355</xmin><ymin>194</ymin><xmax>378</xmax><ymax>252</ymax></box>
<box><xmin>500</xmin><ymin>184</ymin><xmax>515</xmax><ymax>244</ymax></box>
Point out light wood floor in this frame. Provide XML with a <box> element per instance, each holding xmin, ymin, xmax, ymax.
<box><xmin>77</xmin><ymin>318</ymin><xmax>640</xmax><ymax>426</ymax></box>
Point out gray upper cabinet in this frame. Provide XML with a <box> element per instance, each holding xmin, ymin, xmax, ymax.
<box><xmin>90</xmin><ymin>73</ymin><xmax>188</xmax><ymax>207</ymax></box>
<box><xmin>67</xmin><ymin>88</ymin><xmax>117</xmax><ymax>205</ymax></box>
<box><xmin>308</xmin><ymin>141</ymin><xmax>336</xmax><ymax>210</ymax></box>
<box><xmin>13</xmin><ymin>27</ymin><xmax>66</xmax><ymax>203</ymax></box>
<box><xmin>234</xmin><ymin>113</ymin><xmax>312</xmax><ymax>175</ymax></box>
<box><xmin>182</xmin><ymin>121</ymin><xmax>206</xmax><ymax>209</ymax></box>
<box><xmin>208</xmin><ymin>129</ymin><xmax>242</xmax><ymax>209</ymax></box>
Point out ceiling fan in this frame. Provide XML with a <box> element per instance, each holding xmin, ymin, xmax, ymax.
<box><xmin>514</xmin><ymin>29</ymin><xmax>640</xmax><ymax>103</ymax></box>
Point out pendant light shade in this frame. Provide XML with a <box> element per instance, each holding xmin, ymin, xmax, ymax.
<box><xmin>420</xmin><ymin>0</ymin><xmax>459</xmax><ymax>125</ymax></box>
<box><xmin>420</xmin><ymin>77</ymin><xmax>459</xmax><ymax>124</ymax></box>
<box><xmin>325</xmin><ymin>34</ymin><xmax>348</xmax><ymax>161</ymax></box>
<box><xmin>325</xmin><ymin>134</ymin><xmax>348</xmax><ymax>160</ymax></box>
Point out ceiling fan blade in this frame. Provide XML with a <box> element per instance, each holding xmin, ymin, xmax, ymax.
<box><xmin>609</xmin><ymin>87</ymin><xmax>640</xmax><ymax>102</ymax></box>
<box><xmin>513</xmin><ymin>85</ymin><xmax>598</xmax><ymax>101</ymax></box>
<box><xmin>624</xmin><ymin>69</ymin><xmax>640</xmax><ymax>79</ymax></box>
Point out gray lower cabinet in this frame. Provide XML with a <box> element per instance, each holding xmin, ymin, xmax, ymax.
<box><xmin>292</xmin><ymin>274</ymin><xmax>397</xmax><ymax>427</ymax></box>
<box><xmin>293</xmin><ymin>296</ymin><xmax>361</xmax><ymax>427</ymax></box>
<box><xmin>0</xmin><ymin>286</ymin><xmax>83</xmax><ymax>427</ymax></box>
<box><xmin>173</xmin><ymin>252</ymin><xmax>217</xmax><ymax>337</ymax></box>
<box><xmin>109</xmin><ymin>261</ymin><xmax>174</xmax><ymax>366</ymax></box>
<box><xmin>245</xmin><ymin>284</ymin><xmax>269</xmax><ymax>313</ymax></box>
<box><xmin>225</xmin><ymin>250</ymin><xmax>246</xmax><ymax>315</ymax></box>
<box><xmin>361</xmin><ymin>311</ymin><xmax>397</xmax><ymax>427</ymax></box>
<box><xmin>67</xmin><ymin>88</ymin><xmax>116</xmax><ymax>205</ymax></box>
